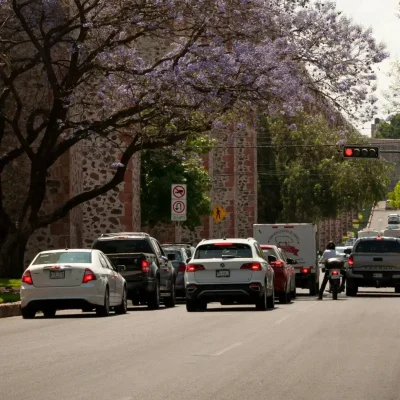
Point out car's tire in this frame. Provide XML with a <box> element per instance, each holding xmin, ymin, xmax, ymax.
<box><xmin>395</xmin><ymin>286</ymin><xmax>400</xmax><ymax>294</ymax></box>
<box><xmin>290</xmin><ymin>286</ymin><xmax>297</xmax><ymax>299</ymax></box>
<box><xmin>186</xmin><ymin>299</ymin><xmax>200</xmax><ymax>312</ymax></box>
<box><xmin>309</xmin><ymin>279</ymin><xmax>317</xmax><ymax>296</ymax></box>
<box><xmin>43</xmin><ymin>308</ymin><xmax>56</xmax><ymax>318</ymax></box>
<box><xmin>115</xmin><ymin>286</ymin><xmax>128</xmax><ymax>315</ymax></box>
<box><xmin>164</xmin><ymin>280</ymin><xmax>176</xmax><ymax>308</ymax></box>
<box><xmin>256</xmin><ymin>284</ymin><xmax>268</xmax><ymax>311</ymax></box>
<box><xmin>346</xmin><ymin>285</ymin><xmax>358</xmax><ymax>297</ymax></box>
<box><xmin>278</xmin><ymin>289</ymin><xmax>290</xmax><ymax>304</ymax></box>
<box><xmin>96</xmin><ymin>287</ymin><xmax>110</xmax><ymax>317</ymax></box>
<box><xmin>148</xmin><ymin>279</ymin><xmax>160</xmax><ymax>310</ymax></box>
<box><xmin>21</xmin><ymin>308</ymin><xmax>36</xmax><ymax>319</ymax></box>
<box><xmin>267</xmin><ymin>285</ymin><xmax>275</xmax><ymax>309</ymax></box>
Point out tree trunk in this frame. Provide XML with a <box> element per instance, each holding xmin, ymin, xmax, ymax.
<box><xmin>0</xmin><ymin>232</ymin><xmax>30</xmax><ymax>279</ymax></box>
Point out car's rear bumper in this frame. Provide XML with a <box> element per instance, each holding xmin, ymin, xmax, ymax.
<box><xmin>347</xmin><ymin>270</ymin><xmax>400</xmax><ymax>287</ymax></box>
<box><xmin>185</xmin><ymin>283</ymin><xmax>265</xmax><ymax>303</ymax></box>
<box><xmin>20</xmin><ymin>283</ymin><xmax>103</xmax><ymax>309</ymax></box>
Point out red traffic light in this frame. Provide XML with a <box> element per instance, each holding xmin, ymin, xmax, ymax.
<box><xmin>344</xmin><ymin>148</ymin><xmax>353</xmax><ymax>157</ymax></box>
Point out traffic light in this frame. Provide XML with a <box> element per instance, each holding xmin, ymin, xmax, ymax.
<box><xmin>342</xmin><ymin>145</ymin><xmax>379</xmax><ymax>159</ymax></box>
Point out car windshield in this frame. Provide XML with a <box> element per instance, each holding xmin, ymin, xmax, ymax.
<box><xmin>388</xmin><ymin>219</ymin><xmax>399</xmax><ymax>225</ymax></box>
<box><xmin>163</xmin><ymin>249</ymin><xmax>183</xmax><ymax>261</ymax></box>
<box><xmin>355</xmin><ymin>240</ymin><xmax>400</xmax><ymax>253</ymax></box>
<box><xmin>195</xmin><ymin>243</ymin><xmax>253</xmax><ymax>259</ymax></box>
<box><xmin>93</xmin><ymin>239</ymin><xmax>152</xmax><ymax>254</ymax></box>
<box><xmin>33</xmin><ymin>251</ymin><xmax>92</xmax><ymax>265</ymax></box>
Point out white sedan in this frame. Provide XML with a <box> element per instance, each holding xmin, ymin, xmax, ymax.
<box><xmin>20</xmin><ymin>249</ymin><xmax>127</xmax><ymax>319</ymax></box>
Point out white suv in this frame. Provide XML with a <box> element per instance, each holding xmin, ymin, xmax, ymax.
<box><xmin>184</xmin><ymin>238</ymin><xmax>275</xmax><ymax>312</ymax></box>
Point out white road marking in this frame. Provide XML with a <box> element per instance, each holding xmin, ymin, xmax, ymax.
<box><xmin>273</xmin><ymin>316</ymin><xmax>290</xmax><ymax>325</ymax></box>
<box><xmin>299</xmin><ymin>303</ymin><xmax>317</xmax><ymax>312</ymax></box>
<box><xmin>211</xmin><ymin>342</ymin><xmax>242</xmax><ymax>356</ymax></box>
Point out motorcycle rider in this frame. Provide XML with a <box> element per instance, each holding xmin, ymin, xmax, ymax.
<box><xmin>317</xmin><ymin>241</ymin><xmax>344</xmax><ymax>300</ymax></box>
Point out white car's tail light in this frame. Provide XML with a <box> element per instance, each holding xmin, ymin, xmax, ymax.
<box><xmin>82</xmin><ymin>268</ymin><xmax>97</xmax><ymax>284</ymax></box>
<box><xmin>186</xmin><ymin>264</ymin><xmax>205</xmax><ymax>272</ymax></box>
<box><xmin>22</xmin><ymin>270</ymin><xmax>33</xmax><ymax>285</ymax></box>
<box><xmin>240</xmin><ymin>262</ymin><xmax>262</xmax><ymax>271</ymax></box>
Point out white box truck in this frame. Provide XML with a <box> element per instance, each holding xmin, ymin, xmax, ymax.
<box><xmin>253</xmin><ymin>223</ymin><xmax>320</xmax><ymax>295</ymax></box>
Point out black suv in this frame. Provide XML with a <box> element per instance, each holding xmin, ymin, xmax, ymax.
<box><xmin>92</xmin><ymin>232</ymin><xmax>176</xmax><ymax>309</ymax></box>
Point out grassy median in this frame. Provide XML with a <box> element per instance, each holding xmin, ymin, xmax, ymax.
<box><xmin>0</xmin><ymin>279</ymin><xmax>21</xmax><ymax>304</ymax></box>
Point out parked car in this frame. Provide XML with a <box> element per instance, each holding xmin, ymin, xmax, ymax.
<box><xmin>20</xmin><ymin>249</ymin><xmax>127</xmax><ymax>319</ymax></box>
<box><xmin>162</xmin><ymin>242</ymin><xmax>195</xmax><ymax>259</ymax></box>
<box><xmin>162</xmin><ymin>246</ymin><xmax>189</xmax><ymax>298</ymax></box>
<box><xmin>184</xmin><ymin>238</ymin><xmax>275</xmax><ymax>311</ymax></box>
<box><xmin>260</xmin><ymin>244</ymin><xmax>296</xmax><ymax>303</ymax></box>
<box><xmin>92</xmin><ymin>232</ymin><xmax>176</xmax><ymax>309</ymax></box>
<box><xmin>386</xmin><ymin>199</ymin><xmax>394</xmax><ymax>210</ymax></box>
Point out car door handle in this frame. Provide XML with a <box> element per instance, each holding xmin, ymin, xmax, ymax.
<box><xmin>373</xmin><ymin>257</ymin><xmax>383</xmax><ymax>261</ymax></box>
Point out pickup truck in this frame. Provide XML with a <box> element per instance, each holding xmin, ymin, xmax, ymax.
<box><xmin>92</xmin><ymin>232</ymin><xmax>176</xmax><ymax>309</ymax></box>
<box><xmin>345</xmin><ymin>237</ymin><xmax>400</xmax><ymax>296</ymax></box>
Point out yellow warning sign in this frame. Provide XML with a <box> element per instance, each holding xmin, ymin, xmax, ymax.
<box><xmin>212</xmin><ymin>204</ymin><xmax>227</xmax><ymax>223</ymax></box>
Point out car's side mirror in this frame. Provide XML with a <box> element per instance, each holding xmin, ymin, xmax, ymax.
<box><xmin>268</xmin><ymin>255</ymin><xmax>277</xmax><ymax>263</ymax></box>
<box><xmin>186</xmin><ymin>258</ymin><xmax>191</xmax><ymax>263</ymax></box>
<box><xmin>116</xmin><ymin>265</ymin><xmax>126</xmax><ymax>273</ymax></box>
<box><xmin>344</xmin><ymin>248</ymin><xmax>352</xmax><ymax>255</ymax></box>
<box><xmin>161</xmin><ymin>255</ymin><xmax>168</xmax><ymax>262</ymax></box>
<box><xmin>167</xmin><ymin>253</ymin><xmax>176</xmax><ymax>261</ymax></box>
<box><xmin>287</xmin><ymin>258</ymin><xmax>297</xmax><ymax>265</ymax></box>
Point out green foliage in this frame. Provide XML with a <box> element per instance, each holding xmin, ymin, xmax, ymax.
<box><xmin>0</xmin><ymin>279</ymin><xmax>21</xmax><ymax>288</ymax></box>
<box><xmin>0</xmin><ymin>292</ymin><xmax>20</xmax><ymax>304</ymax></box>
<box><xmin>375</xmin><ymin>114</ymin><xmax>400</xmax><ymax>139</ymax></box>
<box><xmin>141</xmin><ymin>135</ymin><xmax>213</xmax><ymax>230</ymax></box>
<box><xmin>388</xmin><ymin>181</ymin><xmax>400</xmax><ymax>209</ymax></box>
<box><xmin>258</xmin><ymin>114</ymin><xmax>392</xmax><ymax>223</ymax></box>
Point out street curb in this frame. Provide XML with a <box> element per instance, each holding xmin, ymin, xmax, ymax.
<box><xmin>367</xmin><ymin>204</ymin><xmax>374</xmax><ymax>228</ymax></box>
<box><xmin>0</xmin><ymin>302</ymin><xmax>21</xmax><ymax>318</ymax></box>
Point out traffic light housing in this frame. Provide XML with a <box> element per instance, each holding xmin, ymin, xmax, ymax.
<box><xmin>342</xmin><ymin>145</ymin><xmax>379</xmax><ymax>159</ymax></box>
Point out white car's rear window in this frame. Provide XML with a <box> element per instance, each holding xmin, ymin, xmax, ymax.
<box><xmin>195</xmin><ymin>243</ymin><xmax>252</xmax><ymax>259</ymax></box>
<box><xmin>33</xmin><ymin>251</ymin><xmax>92</xmax><ymax>265</ymax></box>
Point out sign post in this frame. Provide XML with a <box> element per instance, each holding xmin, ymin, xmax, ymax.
<box><xmin>171</xmin><ymin>184</ymin><xmax>187</xmax><ymax>242</ymax></box>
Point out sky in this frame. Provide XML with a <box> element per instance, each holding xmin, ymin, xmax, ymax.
<box><xmin>334</xmin><ymin>0</ymin><xmax>399</xmax><ymax>136</ymax></box>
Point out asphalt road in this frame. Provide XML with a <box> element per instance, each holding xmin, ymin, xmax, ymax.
<box><xmin>369</xmin><ymin>201</ymin><xmax>398</xmax><ymax>231</ymax></box>
<box><xmin>2</xmin><ymin>285</ymin><xmax>400</xmax><ymax>400</ymax></box>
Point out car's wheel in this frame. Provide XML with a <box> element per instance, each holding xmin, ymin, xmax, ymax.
<box><xmin>309</xmin><ymin>279</ymin><xmax>317</xmax><ymax>296</ymax></box>
<box><xmin>255</xmin><ymin>285</ymin><xmax>268</xmax><ymax>311</ymax></box>
<box><xmin>395</xmin><ymin>286</ymin><xmax>400</xmax><ymax>294</ymax></box>
<box><xmin>43</xmin><ymin>308</ymin><xmax>56</xmax><ymax>318</ymax></box>
<box><xmin>278</xmin><ymin>287</ymin><xmax>291</xmax><ymax>304</ymax></box>
<box><xmin>115</xmin><ymin>286</ymin><xmax>128</xmax><ymax>315</ymax></box>
<box><xmin>148</xmin><ymin>279</ymin><xmax>160</xmax><ymax>310</ymax></box>
<box><xmin>346</xmin><ymin>285</ymin><xmax>358</xmax><ymax>297</ymax></box>
<box><xmin>267</xmin><ymin>284</ymin><xmax>275</xmax><ymax>309</ymax></box>
<box><xmin>21</xmin><ymin>308</ymin><xmax>36</xmax><ymax>319</ymax></box>
<box><xmin>164</xmin><ymin>280</ymin><xmax>176</xmax><ymax>308</ymax></box>
<box><xmin>96</xmin><ymin>287</ymin><xmax>110</xmax><ymax>317</ymax></box>
<box><xmin>290</xmin><ymin>285</ymin><xmax>297</xmax><ymax>299</ymax></box>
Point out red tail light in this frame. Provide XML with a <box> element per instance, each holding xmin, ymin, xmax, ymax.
<box><xmin>332</xmin><ymin>270</ymin><xmax>339</xmax><ymax>275</ymax></box>
<box><xmin>213</xmin><ymin>243</ymin><xmax>233</xmax><ymax>246</ymax></box>
<box><xmin>301</xmin><ymin>268</ymin><xmax>310</xmax><ymax>274</ymax></box>
<box><xmin>270</xmin><ymin>261</ymin><xmax>284</xmax><ymax>268</ymax></box>
<box><xmin>186</xmin><ymin>264</ymin><xmax>205</xmax><ymax>272</ymax></box>
<box><xmin>142</xmin><ymin>260</ymin><xmax>150</xmax><ymax>273</ymax></box>
<box><xmin>348</xmin><ymin>255</ymin><xmax>354</xmax><ymax>267</ymax></box>
<box><xmin>178</xmin><ymin>263</ymin><xmax>186</xmax><ymax>273</ymax></box>
<box><xmin>82</xmin><ymin>268</ymin><xmax>97</xmax><ymax>284</ymax></box>
<box><xmin>22</xmin><ymin>270</ymin><xmax>33</xmax><ymax>285</ymax></box>
<box><xmin>241</xmin><ymin>262</ymin><xmax>262</xmax><ymax>271</ymax></box>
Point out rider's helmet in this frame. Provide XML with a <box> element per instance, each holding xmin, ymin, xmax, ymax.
<box><xmin>326</xmin><ymin>241</ymin><xmax>336</xmax><ymax>250</ymax></box>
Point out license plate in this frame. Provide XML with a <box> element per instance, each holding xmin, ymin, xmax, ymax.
<box><xmin>216</xmin><ymin>270</ymin><xmax>230</xmax><ymax>278</ymax></box>
<box><xmin>50</xmin><ymin>271</ymin><xmax>65</xmax><ymax>279</ymax></box>
<box><xmin>373</xmin><ymin>273</ymin><xmax>383</xmax><ymax>278</ymax></box>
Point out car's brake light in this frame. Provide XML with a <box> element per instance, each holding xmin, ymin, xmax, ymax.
<box><xmin>22</xmin><ymin>270</ymin><xmax>33</xmax><ymax>285</ymax></box>
<box><xmin>270</xmin><ymin>260</ymin><xmax>284</xmax><ymax>267</ymax></box>
<box><xmin>213</xmin><ymin>243</ymin><xmax>233</xmax><ymax>246</ymax></box>
<box><xmin>348</xmin><ymin>255</ymin><xmax>354</xmax><ymax>267</ymax></box>
<box><xmin>301</xmin><ymin>267</ymin><xmax>310</xmax><ymax>274</ymax></box>
<box><xmin>178</xmin><ymin>263</ymin><xmax>186</xmax><ymax>273</ymax></box>
<box><xmin>376</xmin><ymin>237</ymin><xmax>382</xmax><ymax>240</ymax></box>
<box><xmin>82</xmin><ymin>268</ymin><xmax>97</xmax><ymax>283</ymax></box>
<box><xmin>186</xmin><ymin>264</ymin><xmax>205</xmax><ymax>272</ymax></box>
<box><xmin>241</xmin><ymin>262</ymin><xmax>262</xmax><ymax>271</ymax></box>
<box><xmin>142</xmin><ymin>260</ymin><xmax>150</xmax><ymax>273</ymax></box>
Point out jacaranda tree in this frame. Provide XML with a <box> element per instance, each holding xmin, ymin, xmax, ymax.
<box><xmin>0</xmin><ymin>0</ymin><xmax>389</xmax><ymax>276</ymax></box>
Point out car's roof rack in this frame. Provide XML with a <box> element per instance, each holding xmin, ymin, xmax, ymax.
<box><xmin>100</xmin><ymin>232</ymin><xmax>150</xmax><ymax>238</ymax></box>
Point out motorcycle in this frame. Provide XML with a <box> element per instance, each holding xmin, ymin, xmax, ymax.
<box><xmin>321</xmin><ymin>258</ymin><xmax>345</xmax><ymax>300</ymax></box>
